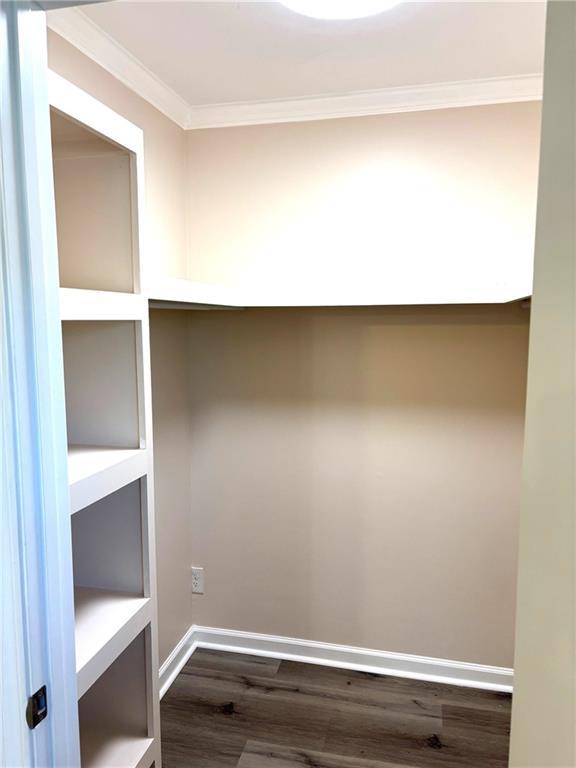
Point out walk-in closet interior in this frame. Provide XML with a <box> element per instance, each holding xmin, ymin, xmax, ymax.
<box><xmin>39</xmin><ymin>0</ymin><xmax>571</xmax><ymax>765</ymax></box>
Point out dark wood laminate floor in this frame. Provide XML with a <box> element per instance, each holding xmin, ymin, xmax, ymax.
<box><xmin>161</xmin><ymin>650</ymin><xmax>511</xmax><ymax>768</ymax></box>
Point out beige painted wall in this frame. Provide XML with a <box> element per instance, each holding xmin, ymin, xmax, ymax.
<box><xmin>186</xmin><ymin>104</ymin><xmax>541</xmax><ymax>304</ymax></box>
<box><xmin>509</xmin><ymin>2</ymin><xmax>576</xmax><ymax>765</ymax></box>
<box><xmin>184</xmin><ymin>304</ymin><xmax>528</xmax><ymax>667</ymax></box>
<box><xmin>149</xmin><ymin>311</ymin><xmax>194</xmax><ymax>663</ymax></box>
<box><xmin>47</xmin><ymin>31</ymin><xmax>188</xmax><ymax>281</ymax></box>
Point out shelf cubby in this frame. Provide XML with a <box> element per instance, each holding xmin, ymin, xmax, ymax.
<box><xmin>62</xmin><ymin>321</ymin><xmax>141</xmax><ymax>450</ymax></box>
<box><xmin>75</xmin><ymin>588</ymin><xmax>150</xmax><ymax>699</ymax></box>
<box><xmin>79</xmin><ymin>632</ymin><xmax>154</xmax><ymax>767</ymax></box>
<box><xmin>71</xmin><ymin>481</ymin><xmax>146</xmax><ymax>593</ymax></box>
<box><xmin>72</xmin><ymin>481</ymin><xmax>150</xmax><ymax>697</ymax></box>
<box><xmin>51</xmin><ymin>108</ymin><xmax>137</xmax><ymax>294</ymax></box>
<box><xmin>63</xmin><ymin>318</ymin><xmax>145</xmax><ymax>513</ymax></box>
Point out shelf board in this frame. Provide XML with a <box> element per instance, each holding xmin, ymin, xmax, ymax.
<box><xmin>68</xmin><ymin>446</ymin><xmax>147</xmax><ymax>514</ymax></box>
<box><xmin>81</xmin><ymin>729</ymin><xmax>155</xmax><ymax>768</ymax></box>
<box><xmin>145</xmin><ymin>278</ymin><xmax>533</xmax><ymax>309</ymax></box>
<box><xmin>147</xmin><ymin>277</ymin><xmax>242</xmax><ymax>309</ymax></box>
<box><xmin>60</xmin><ymin>288</ymin><xmax>147</xmax><ymax>321</ymax></box>
<box><xmin>75</xmin><ymin>587</ymin><xmax>151</xmax><ymax>699</ymax></box>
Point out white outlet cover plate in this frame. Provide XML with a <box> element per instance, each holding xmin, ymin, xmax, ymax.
<box><xmin>191</xmin><ymin>566</ymin><xmax>204</xmax><ymax>594</ymax></box>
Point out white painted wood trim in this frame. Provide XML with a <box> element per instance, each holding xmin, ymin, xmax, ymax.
<box><xmin>47</xmin><ymin>8</ymin><xmax>190</xmax><ymax>128</ymax></box>
<box><xmin>80</xmin><ymin>732</ymin><xmax>155</xmax><ymax>768</ymax></box>
<box><xmin>48</xmin><ymin>69</ymin><xmax>144</xmax><ymax>154</ymax></box>
<box><xmin>186</xmin><ymin>74</ymin><xmax>543</xmax><ymax>130</ymax></box>
<box><xmin>136</xmin><ymin>312</ymin><xmax>162</xmax><ymax>764</ymax></box>
<box><xmin>148</xmin><ymin>277</ymin><xmax>242</xmax><ymax>309</ymax></box>
<box><xmin>159</xmin><ymin>625</ymin><xmax>199</xmax><ymax>699</ymax></box>
<box><xmin>149</xmin><ymin>278</ymin><xmax>532</xmax><ymax>310</ymax></box>
<box><xmin>59</xmin><ymin>288</ymin><xmax>147</xmax><ymax>321</ymax></box>
<box><xmin>47</xmin><ymin>9</ymin><xmax>542</xmax><ymax>130</ymax></box>
<box><xmin>49</xmin><ymin>69</ymin><xmax>146</xmax><ymax>297</ymax></box>
<box><xmin>75</xmin><ymin>589</ymin><xmax>151</xmax><ymax>699</ymax></box>
<box><xmin>1</xmin><ymin>8</ymin><xmax>80</xmax><ymax>764</ymax></box>
<box><xmin>51</xmin><ymin>69</ymin><xmax>161</xmax><ymax>764</ymax></box>
<box><xmin>159</xmin><ymin>625</ymin><xmax>513</xmax><ymax>698</ymax></box>
<box><xmin>68</xmin><ymin>447</ymin><xmax>148</xmax><ymax>514</ymax></box>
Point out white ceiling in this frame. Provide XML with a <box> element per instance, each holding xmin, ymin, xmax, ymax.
<box><xmin>48</xmin><ymin>1</ymin><xmax>546</xmax><ymax>128</ymax></box>
<box><xmin>78</xmin><ymin>1</ymin><xmax>545</xmax><ymax>104</ymax></box>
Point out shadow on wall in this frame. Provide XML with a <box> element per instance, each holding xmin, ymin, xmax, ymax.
<box><xmin>189</xmin><ymin>304</ymin><xmax>528</xmax><ymax>409</ymax></box>
<box><xmin>155</xmin><ymin>304</ymin><xmax>529</xmax><ymax>669</ymax></box>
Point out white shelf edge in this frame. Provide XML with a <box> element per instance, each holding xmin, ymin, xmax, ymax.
<box><xmin>146</xmin><ymin>277</ymin><xmax>243</xmax><ymax>308</ymax></box>
<box><xmin>146</xmin><ymin>277</ymin><xmax>532</xmax><ymax>309</ymax></box>
<box><xmin>60</xmin><ymin>288</ymin><xmax>147</xmax><ymax>321</ymax></box>
<box><xmin>48</xmin><ymin>70</ymin><xmax>143</xmax><ymax>155</ymax></box>
<box><xmin>80</xmin><ymin>731</ymin><xmax>155</xmax><ymax>768</ymax></box>
<box><xmin>68</xmin><ymin>446</ymin><xmax>148</xmax><ymax>514</ymax></box>
<box><xmin>75</xmin><ymin>587</ymin><xmax>151</xmax><ymax>700</ymax></box>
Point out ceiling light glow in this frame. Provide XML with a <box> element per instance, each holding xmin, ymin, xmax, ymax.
<box><xmin>279</xmin><ymin>0</ymin><xmax>403</xmax><ymax>20</ymax></box>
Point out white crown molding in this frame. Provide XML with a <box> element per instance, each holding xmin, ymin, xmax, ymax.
<box><xmin>159</xmin><ymin>624</ymin><xmax>513</xmax><ymax>699</ymax></box>
<box><xmin>47</xmin><ymin>7</ymin><xmax>190</xmax><ymax>128</ymax></box>
<box><xmin>188</xmin><ymin>73</ymin><xmax>543</xmax><ymax>129</ymax></box>
<box><xmin>47</xmin><ymin>8</ymin><xmax>543</xmax><ymax>131</ymax></box>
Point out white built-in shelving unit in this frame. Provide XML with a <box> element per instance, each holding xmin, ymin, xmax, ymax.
<box><xmin>49</xmin><ymin>72</ymin><xmax>160</xmax><ymax>767</ymax></box>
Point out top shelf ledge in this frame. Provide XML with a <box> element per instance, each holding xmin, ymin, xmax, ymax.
<box><xmin>147</xmin><ymin>277</ymin><xmax>532</xmax><ymax>309</ymax></box>
<box><xmin>60</xmin><ymin>288</ymin><xmax>148</xmax><ymax>321</ymax></box>
<box><xmin>147</xmin><ymin>278</ymin><xmax>242</xmax><ymax>309</ymax></box>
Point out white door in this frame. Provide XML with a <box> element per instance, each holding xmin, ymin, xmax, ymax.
<box><xmin>0</xmin><ymin>3</ymin><xmax>80</xmax><ymax>766</ymax></box>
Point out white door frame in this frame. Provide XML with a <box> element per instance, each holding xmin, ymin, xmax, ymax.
<box><xmin>0</xmin><ymin>3</ymin><xmax>79</xmax><ymax>766</ymax></box>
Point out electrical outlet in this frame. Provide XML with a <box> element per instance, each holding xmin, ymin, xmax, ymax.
<box><xmin>191</xmin><ymin>566</ymin><xmax>204</xmax><ymax>594</ymax></box>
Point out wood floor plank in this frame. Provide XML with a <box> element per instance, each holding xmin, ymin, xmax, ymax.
<box><xmin>276</xmin><ymin>661</ymin><xmax>511</xmax><ymax>713</ymax></box>
<box><xmin>442</xmin><ymin>704</ymin><xmax>511</xmax><ymax>739</ymax></box>
<box><xmin>273</xmin><ymin>662</ymin><xmax>441</xmax><ymax>720</ymax></box>
<box><xmin>232</xmin><ymin>691</ymin><xmax>330</xmax><ymax>751</ymax></box>
<box><xmin>165</xmin><ymin>665</ymin><xmax>330</xmax><ymax>745</ymax></box>
<box><xmin>237</xmin><ymin>740</ymin><xmax>412</xmax><ymax>768</ymax></box>
<box><xmin>324</xmin><ymin>706</ymin><xmax>509</xmax><ymax>768</ymax></box>
<box><xmin>161</xmin><ymin>650</ymin><xmax>512</xmax><ymax>768</ymax></box>
<box><xmin>163</xmin><ymin>665</ymin><xmax>250</xmax><ymax>726</ymax></box>
<box><xmin>161</xmin><ymin>722</ymin><xmax>246</xmax><ymax>768</ymax></box>
<box><xmin>161</xmin><ymin>662</ymin><xmax>330</xmax><ymax>762</ymax></box>
<box><xmin>185</xmin><ymin>649</ymin><xmax>281</xmax><ymax>678</ymax></box>
<box><xmin>185</xmin><ymin>665</ymin><xmax>440</xmax><ymax>722</ymax></box>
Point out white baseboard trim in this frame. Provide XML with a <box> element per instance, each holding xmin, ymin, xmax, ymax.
<box><xmin>159</xmin><ymin>625</ymin><xmax>199</xmax><ymax>699</ymax></box>
<box><xmin>160</xmin><ymin>625</ymin><xmax>513</xmax><ymax>698</ymax></box>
